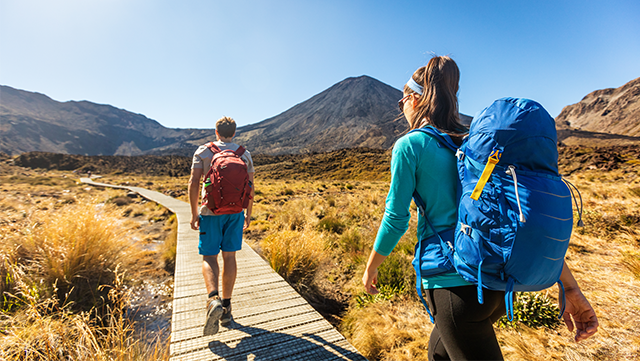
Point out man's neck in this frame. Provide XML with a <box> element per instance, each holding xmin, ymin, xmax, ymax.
<box><xmin>216</xmin><ymin>136</ymin><xmax>233</xmax><ymax>143</ymax></box>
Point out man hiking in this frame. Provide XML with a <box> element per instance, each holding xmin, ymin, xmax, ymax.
<box><xmin>188</xmin><ymin>116</ymin><xmax>255</xmax><ymax>335</ymax></box>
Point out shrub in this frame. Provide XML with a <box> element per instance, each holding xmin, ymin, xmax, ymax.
<box><xmin>108</xmin><ymin>196</ymin><xmax>132</xmax><ymax>206</ymax></box>
<box><xmin>354</xmin><ymin>284</ymin><xmax>401</xmax><ymax>308</ymax></box>
<box><xmin>17</xmin><ymin>204</ymin><xmax>133</xmax><ymax>310</ymax></box>
<box><xmin>317</xmin><ymin>216</ymin><xmax>345</xmax><ymax>234</ymax></box>
<box><xmin>376</xmin><ymin>251</ymin><xmax>414</xmax><ymax>296</ymax></box>
<box><xmin>496</xmin><ymin>292</ymin><xmax>561</xmax><ymax>329</ymax></box>
<box><xmin>260</xmin><ymin>230</ymin><xmax>326</xmax><ymax>284</ymax></box>
<box><xmin>622</xmin><ymin>251</ymin><xmax>640</xmax><ymax>280</ymax></box>
<box><xmin>0</xmin><ymin>269</ymin><xmax>170</xmax><ymax>360</ymax></box>
<box><xmin>326</xmin><ymin>196</ymin><xmax>336</xmax><ymax>207</ymax></box>
<box><xmin>160</xmin><ymin>214</ymin><xmax>178</xmax><ymax>272</ymax></box>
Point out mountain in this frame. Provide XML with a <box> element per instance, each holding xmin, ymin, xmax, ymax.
<box><xmin>231</xmin><ymin>76</ymin><xmax>472</xmax><ymax>155</ymax></box>
<box><xmin>555</xmin><ymin>77</ymin><xmax>640</xmax><ymax>137</ymax></box>
<box><xmin>0</xmin><ymin>85</ymin><xmax>215</xmax><ymax>156</ymax></box>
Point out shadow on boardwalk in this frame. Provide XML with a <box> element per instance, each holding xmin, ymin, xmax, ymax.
<box><xmin>207</xmin><ymin>322</ymin><xmax>366</xmax><ymax>361</ymax></box>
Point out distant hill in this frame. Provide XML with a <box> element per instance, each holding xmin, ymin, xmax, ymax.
<box><xmin>555</xmin><ymin>77</ymin><xmax>640</xmax><ymax>139</ymax></box>
<box><xmin>0</xmin><ymin>85</ymin><xmax>216</xmax><ymax>156</ymax></box>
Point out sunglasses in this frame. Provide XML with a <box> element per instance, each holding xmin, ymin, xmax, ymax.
<box><xmin>398</xmin><ymin>94</ymin><xmax>412</xmax><ymax>112</ymax></box>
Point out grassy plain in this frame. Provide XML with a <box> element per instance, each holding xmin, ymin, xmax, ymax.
<box><xmin>2</xmin><ymin>145</ymin><xmax>640</xmax><ymax>360</ymax></box>
<box><xmin>0</xmin><ymin>163</ymin><xmax>175</xmax><ymax>360</ymax></box>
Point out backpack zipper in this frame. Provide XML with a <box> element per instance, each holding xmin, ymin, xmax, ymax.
<box><xmin>506</xmin><ymin>165</ymin><xmax>526</xmax><ymax>223</ymax></box>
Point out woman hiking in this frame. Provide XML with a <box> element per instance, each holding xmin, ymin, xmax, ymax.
<box><xmin>362</xmin><ymin>55</ymin><xmax>598</xmax><ymax>360</ymax></box>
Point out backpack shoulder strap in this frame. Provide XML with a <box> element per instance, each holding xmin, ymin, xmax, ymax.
<box><xmin>206</xmin><ymin>142</ymin><xmax>222</xmax><ymax>154</ymax></box>
<box><xmin>409</xmin><ymin>126</ymin><xmax>460</xmax><ymax>153</ymax></box>
<box><xmin>234</xmin><ymin>146</ymin><xmax>246</xmax><ymax>157</ymax></box>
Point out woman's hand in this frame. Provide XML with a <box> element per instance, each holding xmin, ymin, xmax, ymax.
<box><xmin>362</xmin><ymin>267</ymin><xmax>379</xmax><ymax>295</ymax></box>
<box><xmin>362</xmin><ymin>251</ymin><xmax>387</xmax><ymax>295</ymax></box>
<box><xmin>560</xmin><ymin>287</ymin><xmax>599</xmax><ymax>342</ymax></box>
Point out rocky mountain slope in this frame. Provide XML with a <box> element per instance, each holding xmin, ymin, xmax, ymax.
<box><xmin>0</xmin><ymin>85</ymin><xmax>216</xmax><ymax>156</ymax></box>
<box><xmin>556</xmin><ymin>77</ymin><xmax>640</xmax><ymax>136</ymax></box>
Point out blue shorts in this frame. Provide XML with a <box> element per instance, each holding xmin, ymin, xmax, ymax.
<box><xmin>198</xmin><ymin>213</ymin><xmax>244</xmax><ymax>255</ymax></box>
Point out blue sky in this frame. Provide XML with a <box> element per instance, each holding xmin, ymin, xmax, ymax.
<box><xmin>1</xmin><ymin>0</ymin><xmax>639</xmax><ymax>129</ymax></box>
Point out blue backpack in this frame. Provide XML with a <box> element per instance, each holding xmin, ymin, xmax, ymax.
<box><xmin>411</xmin><ymin>98</ymin><xmax>582</xmax><ymax>321</ymax></box>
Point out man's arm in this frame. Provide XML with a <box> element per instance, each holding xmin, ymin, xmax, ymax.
<box><xmin>244</xmin><ymin>172</ymin><xmax>254</xmax><ymax>230</ymax></box>
<box><xmin>559</xmin><ymin>260</ymin><xmax>599</xmax><ymax>342</ymax></box>
<box><xmin>188</xmin><ymin>167</ymin><xmax>203</xmax><ymax>230</ymax></box>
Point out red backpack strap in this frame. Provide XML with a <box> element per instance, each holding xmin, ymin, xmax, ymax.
<box><xmin>206</xmin><ymin>142</ymin><xmax>222</xmax><ymax>154</ymax></box>
<box><xmin>234</xmin><ymin>146</ymin><xmax>246</xmax><ymax>157</ymax></box>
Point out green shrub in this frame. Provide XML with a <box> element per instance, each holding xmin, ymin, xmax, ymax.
<box><xmin>326</xmin><ymin>195</ymin><xmax>336</xmax><ymax>207</ymax></box>
<box><xmin>108</xmin><ymin>196</ymin><xmax>132</xmax><ymax>206</ymax></box>
<box><xmin>354</xmin><ymin>284</ymin><xmax>400</xmax><ymax>308</ymax></box>
<box><xmin>317</xmin><ymin>216</ymin><xmax>345</xmax><ymax>234</ymax></box>
<box><xmin>376</xmin><ymin>251</ymin><xmax>414</xmax><ymax>295</ymax></box>
<box><xmin>496</xmin><ymin>292</ymin><xmax>561</xmax><ymax>329</ymax></box>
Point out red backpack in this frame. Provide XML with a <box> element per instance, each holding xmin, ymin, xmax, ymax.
<box><xmin>202</xmin><ymin>142</ymin><xmax>252</xmax><ymax>214</ymax></box>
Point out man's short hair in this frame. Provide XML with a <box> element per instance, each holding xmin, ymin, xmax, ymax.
<box><xmin>216</xmin><ymin>117</ymin><xmax>236</xmax><ymax>138</ymax></box>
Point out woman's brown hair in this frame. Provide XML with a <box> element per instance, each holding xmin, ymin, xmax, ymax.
<box><xmin>404</xmin><ymin>56</ymin><xmax>466</xmax><ymax>136</ymax></box>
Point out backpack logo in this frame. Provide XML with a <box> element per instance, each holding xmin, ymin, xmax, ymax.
<box><xmin>411</xmin><ymin>98</ymin><xmax>583</xmax><ymax>322</ymax></box>
<box><xmin>203</xmin><ymin>142</ymin><xmax>252</xmax><ymax>215</ymax></box>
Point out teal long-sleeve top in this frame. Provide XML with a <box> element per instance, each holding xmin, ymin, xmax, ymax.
<box><xmin>373</xmin><ymin>129</ymin><xmax>471</xmax><ymax>289</ymax></box>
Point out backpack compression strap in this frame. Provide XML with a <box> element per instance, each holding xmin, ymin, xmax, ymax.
<box><xmin>234</xmin><ymin>146</ymin><xmax>246</xmax><ymax>157</ymax></box>
<box><xmin>206</xmin><ymin>142</ymin><xmax>221</xmax><ymax>154</ymax></box>
<box><xmin>408</xmin><ymin>126</ymin><xmax>459</xmax><ymax>153</ymax></box>
<box><xmin>408</xmin><ymin>127</ymin><xmax>462</xmax><ymax>322</ymax></box>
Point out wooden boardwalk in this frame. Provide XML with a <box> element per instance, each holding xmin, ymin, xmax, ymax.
<box><xmin>81</xmin><ymin>178</ymin><xmax>367</xmax><ymax>361</ymax></box>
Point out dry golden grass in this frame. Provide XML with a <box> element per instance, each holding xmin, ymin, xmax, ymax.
<box><xmin>6</xmin><ymin>153</ymin><xmax>640</xmax><ymax>360</ymax></box>
<box><xmin>0</xmin><ymin>269</ymin><xmax>170</xmax><ymax>361</ymax></box>
<box><xmin>0</xmin><ymin>167</ymin><xmax>172</xmax><ymax>360</ymax></box>
<box><xmin>341</xmin><ymin>298</ymin><xmax>433</xmax><ymax>361</ymax></box>
<box><xmin>261</xmin><ymin>230</ymin><xmax>327</xmax><ymax>284</ymax></box>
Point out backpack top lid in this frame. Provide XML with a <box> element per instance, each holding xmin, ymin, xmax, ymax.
<box><xmin>465</xmin><ymin>97</ymin><xmax>559</xmax><ymax>175</ymax></box>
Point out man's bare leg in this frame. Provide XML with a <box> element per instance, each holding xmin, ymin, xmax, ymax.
<box><xmin>203</xmin><ymin>255</ymin><xmax>220</xmax><ymax>294</ymax></box>
<box><xmin>203</xmin><ymin>254</ymin><xmax>223</xmax><ymax>335</ymax></box>
<box><xmin>221</xmin><ymin>251</ymin><xmax>237</xmax><ymax>299</ymax></box>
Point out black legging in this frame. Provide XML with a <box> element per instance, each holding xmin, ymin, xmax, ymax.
<box><xmin>427</xmin><ymin>286</ymin><xmax>506</xmax><ymax>361</ymax></box>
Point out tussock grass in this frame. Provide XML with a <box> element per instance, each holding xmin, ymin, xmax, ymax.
<box><xmin>15</xmin><ymin>203</ymin><xmax>132</xmax><ymax>309</ymax></box>
<box><xmin>0</xmin><ymin>269</ymin><xmax>170</xmax><ymax>361</ymax></box>
<box><xmin>260</xmin><ymin>230</ymin><xmax>327</xmax><ymax>284</ymax></box>
<box><xmin>341</xmin><ymin>298</ymin><xmax>433</xmax><ymax>361</ymax></box>
<box><xmin>159</xmin><ymin>214</ymin><xmax>178</xmax><ymax>272</ymax></box>
<box><xmin>622</xmin><ymin>251</ymin><xmax>640</xmax><ymax>280</ymax></box>
<box><xmin>0</xmin><ymin>168</ymin><xmax>172</xmax><ymax>360</ymax></box>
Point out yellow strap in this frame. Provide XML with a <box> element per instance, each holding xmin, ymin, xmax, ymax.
<box><xmin>470</xmin><ymin>149</ymin><xmax>502</xmax><ymax>200</ymax></box>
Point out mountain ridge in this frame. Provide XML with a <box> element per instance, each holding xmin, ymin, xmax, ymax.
<box><xmin>3</xmin><ymin>75</ymin><xmax>640</xmax><ymax>156</ymax></box>
<box><xmin>555</xmin><ymin>77</ymin><xmax>640</xmax><ymax>137</ymax></box>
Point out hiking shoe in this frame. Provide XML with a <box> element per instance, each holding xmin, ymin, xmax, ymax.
<box><xmin>220</xmin><ymin>305</ymin><xmax>233</xmax><ymax>327</ymax></box>
<box><xmin>204</xmin><ymin>296</ymin><xmax>223</xmax><ymax>335</ymax></box>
